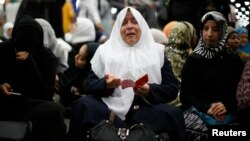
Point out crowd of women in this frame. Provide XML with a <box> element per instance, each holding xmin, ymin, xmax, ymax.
<box><xmin>0</xmin><ymin>3</ymin><xmax>250</xmax><ymax>141</ymax></box>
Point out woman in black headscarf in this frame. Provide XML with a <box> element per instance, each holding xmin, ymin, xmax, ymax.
<box><xmin>56</xmin><ymin>42</ymin><xmax>99</xmax><ymax>107</ymax></box>
<box><xmin>3</xmin><ymin>15</ymin><xmax>57</xmax><ymax>100</ymax></box>
<box><xmin>0</xmin><ymin>15</ymin><xmax>66</xmax><ymax>141</ymax></box>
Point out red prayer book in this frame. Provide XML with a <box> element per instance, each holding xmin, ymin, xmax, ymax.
<box><xmin>120</xmin><ymin>74</ymin><xmax>148</xmax><ymax>89</ymax></box>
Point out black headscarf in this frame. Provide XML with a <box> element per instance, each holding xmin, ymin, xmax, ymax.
<box><xmin>85</xmin><ymin>42</ymin><xmax>99</xmax><ymax>71</ymax></box>
<box><xmin>60</xmin><ymin>42</ymin><xmax>99</xmax><ymax>83</ymax></box>
<box><xmin>58</xmin><ymin>42</ymin><xmax>99</xmax><ymax>106</ymax></box>
<box><xmin>12</xmin><ymin>15</ymin><xmax>44</xmax><ymax>53</ymax></box>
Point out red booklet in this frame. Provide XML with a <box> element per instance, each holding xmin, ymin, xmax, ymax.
<box><xmin>120</xmin><ymin>74</ymin><xmax>148</xmax><ymax>89</ymax></box>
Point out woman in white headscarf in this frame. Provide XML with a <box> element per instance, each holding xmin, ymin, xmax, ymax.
<box><xmin>68</xmin><ymin>17</ymin><xmax>96</xmax><ymax>46</ymax></box>
<box><xmin>67</xmin><ymin>7</ymin><xmax>185</xmax><ymax>141</ymax></box>
<box><xmin>65</xmin><ymin>17</ymin><xmax>97</xmax><ymax>65</ymax></box>
<box><xmin>0</xmin><ymin>22</ymin><xmax>14</xmax><ymax>41</ymax></box>
<box><xmin>35</xmin><ymin>18</ymin><xmax>72</xmax><ymax>73</ymax></box>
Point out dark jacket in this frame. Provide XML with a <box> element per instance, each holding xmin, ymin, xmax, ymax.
<box><xmin>180</xmin><ymin>48</ymin><xmax>244</xmax><ymax>113</ymax></box>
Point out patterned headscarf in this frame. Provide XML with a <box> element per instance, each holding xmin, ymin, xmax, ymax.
<box><xmin>167</xmin><ymin>21</ymin><xmax>197</xmax><ymax>50</ymax></box>
<box><xmin>193</xmin><ymin>11</ymin><xmax>227</xmax><ymax>59</ymax></box>
<box><xmin>165</xmin><ymin>21</ymin><xmax>196</xmax><ymax>81</ymax></box>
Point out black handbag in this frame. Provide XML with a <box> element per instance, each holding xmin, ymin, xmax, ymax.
<box><xmin>88</xmin><ymin>112</ymin><xmax>157</xmax><ymax>141</ymax></box>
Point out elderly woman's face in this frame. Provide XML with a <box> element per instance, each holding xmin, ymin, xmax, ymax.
<box><xmin>202</xmin><ymin>20</ymin><xmax>220</xmax><ymax>46</ymax></box>
<box><xmin>120</xmin><ymin>10</ymin><xmax>141</xmax><ymax>46</ymax></box>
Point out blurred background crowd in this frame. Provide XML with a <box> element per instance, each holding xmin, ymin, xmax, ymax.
<box><xmin>0</xmin><ymin>0</ymin><xmax>249</xmax><ymax>42</ymax></box>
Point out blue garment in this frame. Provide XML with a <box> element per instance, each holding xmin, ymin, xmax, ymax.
<box><xmin>235</xmin><ymin>27</ymin><xmax>248</xmax><ymax>35</ymax></box>
<box><xmin>235</xmin><ymin>27</ymin><xmax>250</xmax><ymax>55</ymax></box>
<box><xmin>71</xmin><ymin>0</ymin><xmax>79</xmax><ymax>14</ymax></box>
<box><xmin>191</xmin><ymin>106</ymin><xmax>234</xmax><ymax>125</ymax></box>
<box><xmin>238</xmin><ymin>42</ymin><xmax>250</xmax><ymax>55</ymax></box>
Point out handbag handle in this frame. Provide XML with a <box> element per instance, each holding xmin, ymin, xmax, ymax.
<box><xmin>108</xmin><ymin>111</ymin><xmax>115</xmax><ymax>124</ymax></box>
<box><xmin>108</xmin><ymin>111</ymin><xmax>130</xmax><ymax>140</ymax></box>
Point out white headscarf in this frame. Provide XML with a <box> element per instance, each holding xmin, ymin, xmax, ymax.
<box><xmin>70</xmin><ymin>17</ymin><xmax>96</xmax><ymax>44</ymax></box>
<box><xmin>150</xmin><ymin>28</ymin><xmax>168</xmax><ymax>45</ymax></box>
<box><xmin>3</xmin><ymin>22</ymin><xmax>14</xmax><ymax>39</ymax></box>
<box><xmin>91</xmin><ymin>7</ymin><xmax>165</xmax><ymax>120</ymax></box>
<box><xmin>35</xmin><ymin>18</ymin><xmax>57</xmax><ymax>49</ymax></box>
<box><xmin>35</xmin><ymin>18</ymin><xmax>72</xmax><ymax>73</ymax></box>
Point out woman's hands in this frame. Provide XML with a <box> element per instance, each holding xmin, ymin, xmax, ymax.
<box><xmin>133</xmin><ymin>84</ymin><xmax>150</xmax><ymax>97</ymax></box>
<box><xmin>16</xmin><ymin>51</ymin><xmax>29</xmax><ymax>62</ymax></box>
<box><xmin>104</xmin><ymin>74</ymin><xmax>150</xmax><ymax>97</ymax></box>
<box><xmin>207</xmin><ymin>102</ymin><xmax>227</xmax><ymax>122</ymax></box>
<box><xmin>105</xmin><ymin>74</ymin><xmax>121</xmax><ymax>88</ymax></box>
<box><xmin>0</xmin><ymin>83</ymin><xmax>13</xmax><ymax>95</ymax></box>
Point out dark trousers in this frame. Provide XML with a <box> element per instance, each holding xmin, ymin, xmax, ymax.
<box><xmin>0</xmin><ymin>96</ymin><xmax>67</xmax><ymax>141</ymax></box>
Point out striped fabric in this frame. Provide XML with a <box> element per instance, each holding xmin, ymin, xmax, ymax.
<box><xmin>183</xmin><ymin>108</ymin><xmax>208</xmax><ymax>141</ymax></box>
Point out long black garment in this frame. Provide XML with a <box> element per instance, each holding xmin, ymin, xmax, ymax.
<box><xmin>15</xmin><ymin>0</ymin><xmax>65</xmax><ymax>38</ymax></box>
<box><xmin>0</xmin><ymin>16</ymin><xmax>66</xmax><ymax>141</ymax></box>
<box><xmin>180</xmin><ymin>49</ymin><xmax>244</xmax><ymax>113</ymax></box>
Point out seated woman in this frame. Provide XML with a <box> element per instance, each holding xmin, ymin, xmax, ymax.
<box><xmin>66</xmin><ymin>7</ymin><xmax>185</xmax><ymax>141</ymax></box>
<box><xmin>165</xmin><ymin>21</ymin><xmax>197</xmax><ymax>107</ymax></box>
<box><xmin>180</xmin><ymin>11</ymin><xmax>244</xmax><ymax>139</ymax></box>
<box><xmin>0</xmin><ymin>15</ymin><xmax>66</xmax><ymax>141</ymax></box>
<box><xmin>225</xmin><ymin>26</ymin><xmax>250</xmax><ymax>63</ymax></box>
<box><xmin>65</xmin><ymin>17</ymin><xmax>97</xmax><ymax>66</ymax></box>
<box><xmin>165</xmin><ymin>21</ymin><xmax>197</xmax><ymax>84</ymax></box>
<box><xmin>55</xmin><ymin>42</ymin><xmax>99</xmax><ymax>107</ymax></box>
<box><xmin>236</xmin><ymin>26</ymin><xmax>250</xmax><ymax>55</ymax></box>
